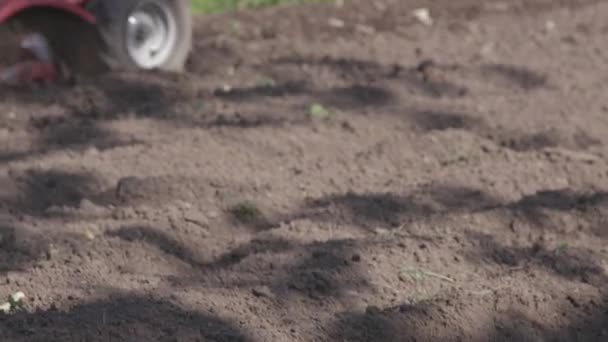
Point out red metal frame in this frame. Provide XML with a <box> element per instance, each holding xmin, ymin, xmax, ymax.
<box><xmin>0</xmin><ymin>0</ymin><xmax>95</xmax><ymax>24</ymax></box>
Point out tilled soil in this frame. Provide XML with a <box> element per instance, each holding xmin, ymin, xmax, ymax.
<box><xmin>0</xmin><ymin>0</ymin><xmax>607</xmax><ymax>341</ymax></box>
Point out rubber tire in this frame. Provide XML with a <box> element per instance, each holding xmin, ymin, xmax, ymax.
<box><xmin>86</xmin><ymin>0</ymin><xmax>192</xmax><ymax>72</ymax></box>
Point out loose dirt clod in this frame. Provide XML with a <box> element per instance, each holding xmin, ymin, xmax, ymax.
<box><xmin>412</xmin><ymin>8</ymin><xmax>433</xmax><ymax>26</ymax></box>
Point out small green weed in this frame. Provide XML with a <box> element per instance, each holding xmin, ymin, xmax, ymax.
<box><xmin>229</xmin><ymin>201</ymin><xmax>262</xmax><ymax>222</ymax></box>
<box><xmin>309</xmin><ymin>103</ymin><xmax>332</xmax><ymax>119</ymax></box>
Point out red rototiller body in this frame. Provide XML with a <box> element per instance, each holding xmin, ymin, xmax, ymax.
<box><xmin>0</xmin><ymin>0</ymin><xmax>192</xmax><ymax>83</ymax></box>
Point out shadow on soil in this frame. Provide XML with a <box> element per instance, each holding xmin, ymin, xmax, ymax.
<box><xmin>106</xmin><ymin>225</ymin><xmax>208</xmax><ymax>269</ymax></box>
<box><xmin>1</xmin><ymin>171</ymin><xmax>606</xmax><ymax>269</ymax></box>
<box><xmin>0</xmin><ymin>120</ymin><xmax>142</xmax><ymax>163</ymax></box>
<box><xmin>209</xmin><ymin>55</ymin><xmax>599</xmax><ymax>153</ymax></box>
<box><xmin>0</xmin><ymin>51</ymin><xmax>596</xmax><ymax>167</ymax></box>
<box><xmin>0</xmin><ymin>294</ymin><xmax>251</xmax><ymax>342</ymax></box>
<box><xmin>222</xmin><ymin>55</ymin><xmax>468</xmax><ymax>106</ymax></box>
<box><xmin>0</xmin><ymin>3</ymin><xmax>605</xmax><ymax>341</ymax></box>
<box><xmin>0</xmin><ymin>189</ymin><xmax>606</xmax><ymax>340</ymax></box>
<box><xmin>1</xmin><ymin>205</ymin><xmax>607</xmax><ymax>340</ymax></box>
<box><xmin>405</xmin><ymin>109</ymin><xmax>600</xmax><ymax>152</ymax></box>
<box><xmin>0</xmin><ymin>169</ymin><xmax>102</xmax><ymax>214</ymax></box>
<box><xmin>465</xmin><ymin>230</ymin><xmax>607</xmax><ymax>286</ymax></box>
<box><xmin>506</xmin><ymin>189</ymin><xmax>608</xmax><ymax>227</ymax></box>
<box><xmin>480</xmin><ymin>63</ymin><xmax>549</xmax><ymax>90</ymax></box>
<box><xmin>329</xmin><ymin>294</ymin><xmax>608</xmax><ymax>342</ymax></box>
<box><xmin>0</xmin><ymin>223</ymin><xmax>44</xmax><ymax>274</ymax></box>
<box><xmin>108</xmin><ymin>226</ymin><xmax>370</xmax><ymax>302</ymax></box>
<box><xmin>249</xmin><ymin>186</ymin><xmax>608</xmax><ymax>234</ymax></box>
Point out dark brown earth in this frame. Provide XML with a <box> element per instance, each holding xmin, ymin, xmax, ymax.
<box><xmin>0</xmin><ymin>0</ymin><xmax>608</xmax><ymax>341</ymax></box>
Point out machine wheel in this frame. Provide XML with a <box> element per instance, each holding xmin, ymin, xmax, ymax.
<box><xmin>87</xmin><ymin>0</ymin><xmax>192</xmax><ymax>72</ymax></box>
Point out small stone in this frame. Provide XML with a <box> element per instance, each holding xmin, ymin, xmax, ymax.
<box><xmin>0</xmin><ymin>302</ymin><xmax>10</xmax><ymax>313</ymax></box>
<box><xmin>112</xmin><ymin>206</ymin><xmax>137</xmax><ymax>220</ymax></box>
<box><xmin>84</xmin><ymin>231</ymin><xmax>95</xmax><ymax>241</ymax></box>
<box><xmin>84</xmin><ymin>146</ymin><xmax>99</xmax><ymax>156</ymax></box>
<box><xmin>356</xmin><ymin>24</ymin><xmax>376</xmax><ymax>35</ymax></box>
<box><xmin>480</xmin><ymin>42</ymin><xmax>495</xmax><ymax>58</ymax></box>
<box><xmin>252</xmin><ymin>286</ymin><xmax>274</xmax><ymax>299</ymax></box>
<box><xmin>416</xmin><ymin>59</ymin><xmax>435</xmax><ymax>73</ymax></box>
<box><xmin>566</xmin><ymin>295</ymin><xmax>580</xmax><ymax>308</ymax></box>
<box><xmin>399</xmin><ymin>303</ymin><xmax>417</xmax><ymax>312</ymax></box>
<box><xmin>328</xmin><ymin>17</ymin><xmax>345</xmax><ymax>28</ymax></box>
<box><xmin>342</xmin><ymin>121</ymin><xmax>355</xmax><ymax>133</ymax></box>
<box><xmin>351</xmin><ymin>254</ymin><xmax>361</xmax><ymax>262</ymax></box>
<box><xmin>176</xmin><ymin>201</ymin><xmax>193</xmax><ymax>210</ymax></box>
<box><xmin>373</xmin><ymin>227</ymin><xmax>390</xmax><ymax>235</ymax></box>
<box><xmin>365</xmin><ymin>305</ymin><xmax>381</xmax><ymax>315</ymax></box>
<box><xmin>412</xmin><ymin>8</ymin><xmax>433</xmax><ymax>26</ymax></box>
<box><xmin>45</xmin><ymin>246</ymin><xmax>55</xmax><ymax>260</ymax></box>
<box><xmin>398</xmin><ymin>273</ymin><xmax>407</xmax><ymax>282</ymax></box>
<box><xmin>485</xmin><ymin>2</ymin><xmax>509</xmax><ymax>11</ymax></box>
<box><xmin>184</xmin><ymin>210</ymin><xmax>209</xmax><ymax>228</ymax></box>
